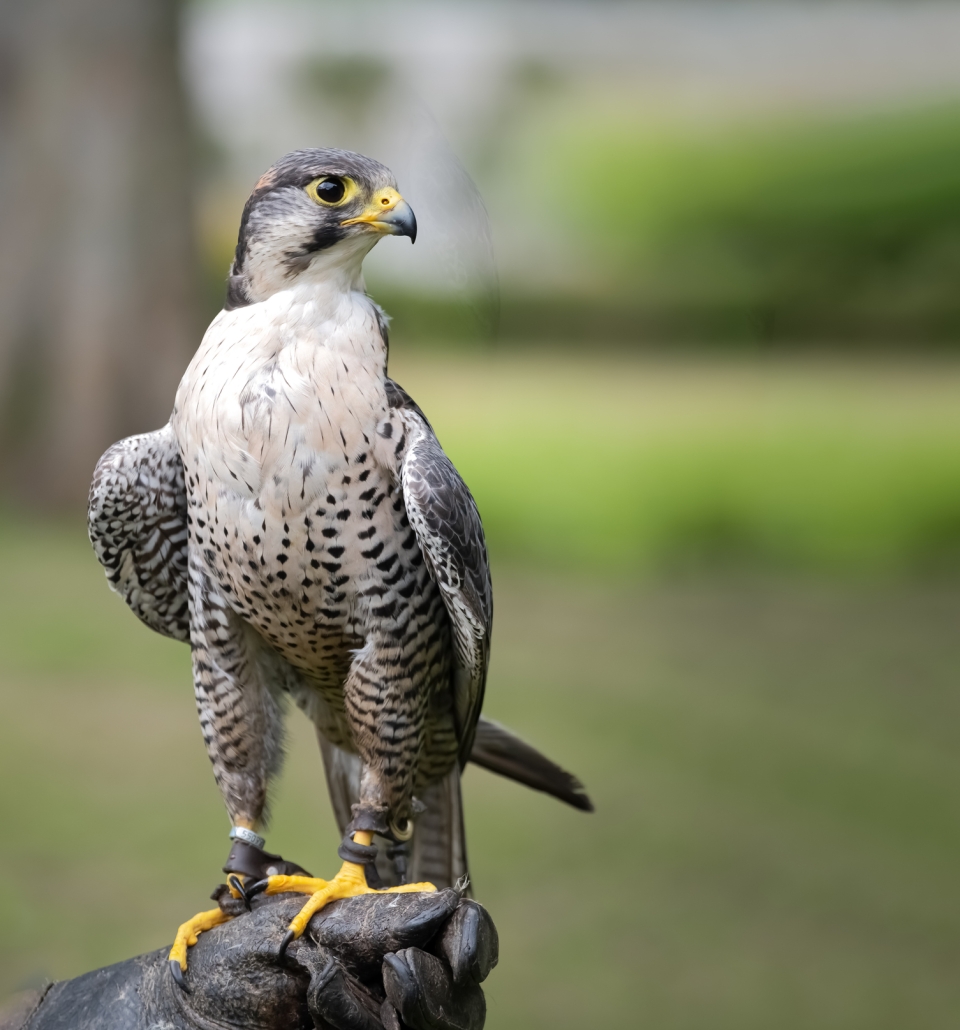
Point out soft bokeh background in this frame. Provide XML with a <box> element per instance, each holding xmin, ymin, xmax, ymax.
<box><xmin>2</xmin><ymin>2</ymin><xmax>960</xmax><ymax>1027</ymax></box>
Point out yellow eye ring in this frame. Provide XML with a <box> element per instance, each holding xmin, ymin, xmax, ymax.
<box><xmin>305</xmin><ymin>175</ymin><xmax>358</xmax><ymax>207</ymax></box>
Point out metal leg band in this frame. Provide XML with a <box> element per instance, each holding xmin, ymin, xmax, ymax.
<box><xmin>229</xmin><ymin>826</ymin><xmax>266</xmax><ymax>850</ymax></box>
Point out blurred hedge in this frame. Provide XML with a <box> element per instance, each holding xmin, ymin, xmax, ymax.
<box><xmin>536</xmin><ymin>102</ymin><xmax>960</xmax><ymax>344</ymax></box>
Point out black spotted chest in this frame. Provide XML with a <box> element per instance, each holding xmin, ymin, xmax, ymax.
<box><xmin>197</xmin><ymin>460</ymin><xmax>427</xmax><ymax>672</ymax></box>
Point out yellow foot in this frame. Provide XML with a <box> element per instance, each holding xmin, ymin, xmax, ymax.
<box><xmin>254</xmin><ymin>842</ymin><xmax>435</xmax><ymax>955</ymax></box>
<box><xmin>168</xmin><ymin>906</ymin><xmax>232</xmax><ymax>991</ymax></box>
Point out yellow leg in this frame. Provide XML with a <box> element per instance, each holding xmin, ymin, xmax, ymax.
<box><xmin>168</xmin><ymin>907</ymin><xmax>232</xmax><ymax>989</ymax></box>
<box><xmin>166</xmin><ymin>821</ymin><xmax>260</xmax><ymax>989</ymax></box>
<box><xmin>256</xmin><ymin>832</ymin><xmax>436</xmax><ymax>953</ymax></box>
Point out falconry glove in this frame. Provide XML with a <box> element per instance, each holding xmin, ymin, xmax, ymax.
<box><xmin>1</xmin><ymin>889</ymin><xmax>496</xmax><ymax>1030</ymax></box>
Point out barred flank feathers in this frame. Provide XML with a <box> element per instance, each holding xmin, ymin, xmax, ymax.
<box><xmin>319</xmin><ymin>738</ymin><xmax>468</xmax><ymax>890</ymax></box>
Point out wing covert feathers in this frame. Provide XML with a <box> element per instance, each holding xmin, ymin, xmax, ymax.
<box><xmin>87</xmin><ymin>423</ymin><xmax>190</xmax><ymax>641</ymax></box>
<box><xmin>387</xmin><ymin>379</ymin><xmax>492</xmax><ymax>769</ymax></box>
<box><xmin>470</xmin><ymin>717</ymin><xmax>594</xmax><ymax>812</ymax></box>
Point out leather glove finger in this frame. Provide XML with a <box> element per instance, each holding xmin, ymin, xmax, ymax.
<box><xmin>304</xmin><ymin>889</ymin><xmax>460</xmax><ymax>971</ymax></box>
<box><xmin>433</xmin><ymin>900</ymin><xmax>498</xmax><ymax>987</ymax></box>
<box><xmin>304</xmin><ymin>947</ymin><xmax>384</xmax><ymax>1030</ymax></box>
<box><xmin>382</xmin><ymin>947</ymin><xmax>485</xmax><ymax>1030</ymax></box>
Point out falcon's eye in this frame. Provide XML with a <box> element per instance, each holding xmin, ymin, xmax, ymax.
<box><xmin>307</xmin><ymin>176</ymin><xmax>353</xmax><ymax>206</ymax></box>
<box><xmin>316</xmin><ymin>177</ymin><xmax>345</xmax><ymax>203</ymax></box>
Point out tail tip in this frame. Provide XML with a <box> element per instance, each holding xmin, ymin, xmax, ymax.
<box><xmin>573</xmin><ymin>792</ymin><xmax>595</xmax><ymax>813</ymax></box>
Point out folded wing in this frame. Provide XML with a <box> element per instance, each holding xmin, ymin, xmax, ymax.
<box><xmin>387</xmin><ymin>379</ymin><xmax>493</xmax><ymax>767</ymax></box>
<box><xmin>87</xmin><ymin>423</ymin><xmax>190</xmax><ymax>642</ymax></box>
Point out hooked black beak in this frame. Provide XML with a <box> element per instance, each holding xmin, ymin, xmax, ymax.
<box><xmin>379</xmin><ymin>198</ymin><xmax>417</xmax><ymax>243</ymax></box>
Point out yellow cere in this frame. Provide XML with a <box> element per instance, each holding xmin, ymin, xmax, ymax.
<box><xmin>341</xmin><ymin>187</ymin><xmax>405</xmax><ymax>228</ymax></box>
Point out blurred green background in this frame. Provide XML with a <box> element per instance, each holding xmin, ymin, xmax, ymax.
<box><xmin>3</xmin><ymin>2</ymin><xmax>960</xmax><ymax>1028</ymax></box>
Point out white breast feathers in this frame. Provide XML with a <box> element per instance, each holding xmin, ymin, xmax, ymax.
<box><xmin>172</xmin><ymin>283</ymin><xmax>389</xmax><ymax>521</ymax></box>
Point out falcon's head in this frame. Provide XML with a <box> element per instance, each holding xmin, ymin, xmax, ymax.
<box><xmin>224</xmin><ymin>148</ymin><xmax>417</xmax><ymax>309</ymax></box>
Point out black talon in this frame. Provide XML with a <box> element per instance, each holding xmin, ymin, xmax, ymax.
<box><xmin>169</xmin><ymin>959</ymin><xmax>190</xmax><ymax>993</ymax></box>
<box><xmin>228</xmin><ymin>874</ymin><xmax>251</xmax><ymax>909</ymax></box>
<box><xmin>278</xmin><ymin>930</ymin><xmax>295</xmax><ymax>958</ymax></box>
<box><xmin>247</xmin><ymin>878</ymin><xmax>270</xmax><ymax>898</ymax></box>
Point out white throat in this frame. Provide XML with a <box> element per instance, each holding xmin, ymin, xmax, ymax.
<box><xmin>245</xmin><ymin>232</ymin><xmax>380</xmax><ymax>305</ymax></box>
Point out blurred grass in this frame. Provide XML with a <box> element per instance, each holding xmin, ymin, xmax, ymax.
<box><xmin>2</xmin><ymin>352</ymin><xmax>960</xmax><ymax>1027</ymax></box>
<box><xmin>2</xmin><ymin>530</ymin><xmax>960</xmax><ymax>1027</ymax></box>
<box><xmin>389</xmin><ymin>350</ymin><xmax>960</xmax><ymax>575</ymax></box>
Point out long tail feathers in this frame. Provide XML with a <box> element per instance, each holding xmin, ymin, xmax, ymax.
<box><xmin>409</xmin><ymin>768</ymin><xmax>468</xmax><ymax>890</ymax></box>
<box><xmin>316</xmin><ymin>715</ymin><xmax>590</xmax><ymax>894</ymax></box>
<box><xmin>468</xmin><ymin>717</ymin><xmax>594</xmax><ymax>812</ymax></box>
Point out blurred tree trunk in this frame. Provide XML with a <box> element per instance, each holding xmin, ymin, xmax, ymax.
<box><xmin>0</xmin><ymin>0</ymin><xmax>198</xmax><ymax>508</ymax></box>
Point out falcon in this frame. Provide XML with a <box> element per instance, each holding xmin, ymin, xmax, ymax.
<box><xmin>88</xmin><ymin>149</ymin><xmax>591</xmax><ymax>986</ymax></box>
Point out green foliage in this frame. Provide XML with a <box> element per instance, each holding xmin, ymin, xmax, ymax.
<box><xmin>537</xmin><ymin>103</ymin><xmax>960</xmax><ymax>340</ymax></box>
